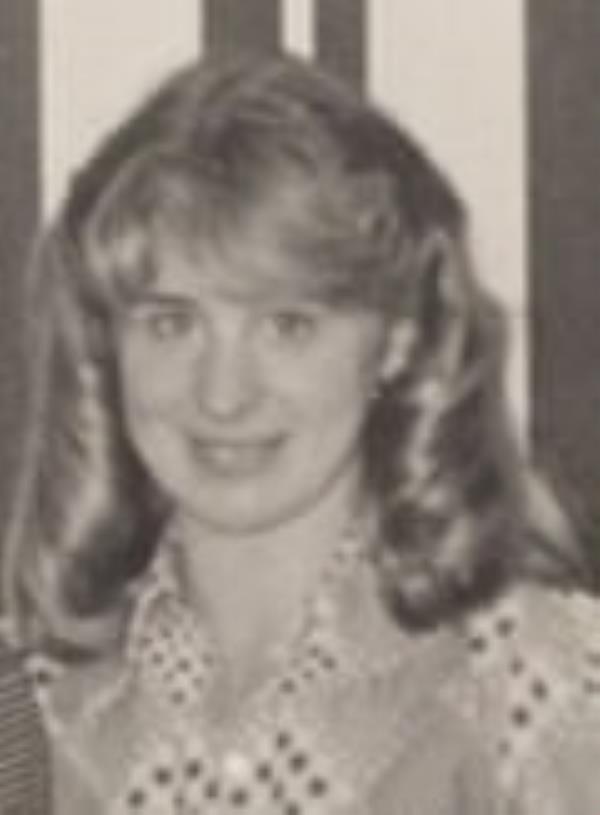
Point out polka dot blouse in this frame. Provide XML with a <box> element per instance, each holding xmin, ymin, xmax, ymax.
<box><xmin>29</xmin><ymin>543</ymin><xmax>600</xmax><ymax>815</ymax></box>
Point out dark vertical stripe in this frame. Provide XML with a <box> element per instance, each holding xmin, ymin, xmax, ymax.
<box><xmin>528</xmin><ymin>1</ymin><xmax>600</xmax><ymax>538</ymax></box>
<box><xmin>205</xmin><ymin>0</ymin><xmax>281</xmax><ymax>57</ymax></box>
<box><xmin>0</xmin><ymin>0</ymin><xmax>39</xmax><ymax>536</ymax></box>
<box><xmin>316</xmin><ymin>0</ymin><xmax>365</xmax><ymax>89</ymax></box>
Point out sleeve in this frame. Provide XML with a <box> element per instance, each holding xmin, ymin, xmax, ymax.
<box><xmin>26</xmin><ymin>649</ymin><xmax>134</xmax><ymax>815</ymax></box>
<box><xmin>465</xmin><ymin>586</ymin><xmax>600</xmax><ymax>815</ymax></box>
<box><xmin>30</xmin><ymin>661</ymin><xmax>107</xmax><ymax>815</ymax></box>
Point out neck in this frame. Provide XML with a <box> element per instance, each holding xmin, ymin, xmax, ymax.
<box><xmin>170</xmin><ymin>471</ymin><xmax>366</xmax><ymax>687</ymax></box>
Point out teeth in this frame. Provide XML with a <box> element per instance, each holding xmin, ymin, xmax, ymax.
<box><xmin>191</xmin><ymin>440</ymin><xmax>278</xmax><ymax>474</ymax></box>
<box><xmin>206</xmin><ymin>445</ymin><xmax>256</xmax><ymax>466</ymax></box>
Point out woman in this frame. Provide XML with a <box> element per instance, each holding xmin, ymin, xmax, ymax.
<box><xmin>3</xmin><ymin>54</ymin><xmax>600</xmax><ymax>813</ymax></box>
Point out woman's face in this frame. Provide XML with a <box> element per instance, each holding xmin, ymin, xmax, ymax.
<box><xmin>116</xmin><ymin>240</ymin><xmax>399</xmax><ymax>537</ymax></box>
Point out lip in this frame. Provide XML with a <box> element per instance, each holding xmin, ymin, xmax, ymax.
<box><xmin>187</xmin><ymin>435</ymin><xmax>284</xmax><ymax>477</ymax></box>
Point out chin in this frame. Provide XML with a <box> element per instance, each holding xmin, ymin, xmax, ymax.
<box><xmin>176</xmin><ymin>486</ymin><xmax>312</xmax><ymax>537</ymax></box>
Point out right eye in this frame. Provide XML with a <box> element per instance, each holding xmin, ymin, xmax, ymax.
<box><xmin>136</xmin><ymin>307</ymin><xmax>196</xmax><ymax>341</ymax></box>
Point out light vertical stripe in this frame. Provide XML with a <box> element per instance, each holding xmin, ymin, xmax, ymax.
<box><xmin>368</xmin><ymin>0</ymin><xmax>528</xmax><ymax>439</ymax></box>
<box><xmin>198</xmin><ymin>0</ymin><xmax>206</xmax><ymax>55</ymax></box>
<box><xmin>282</xmin><ymin>0</ymin><xmax>315</xmax><ymax>58</ymax></box>
<box><xmin>40</xmin><ymin>0</ymin><xmax>200</xmax><ymax>217</ymax></box>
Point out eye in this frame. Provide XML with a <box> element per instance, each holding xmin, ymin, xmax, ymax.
<box><xmin>263</xmin><ymin>308</ymin><xmax>320</xmax><ymax>344</ymax></box>
<box><xmin>135</xmin><ymin>306</ymin><xmax>196</xmax><ymax>341</ymax></box>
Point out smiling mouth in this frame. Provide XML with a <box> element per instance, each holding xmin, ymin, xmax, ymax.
<box><xmin>188</xmin><ymin>437</ymin><xmax>284</xmax><ymax>476</ymax></box>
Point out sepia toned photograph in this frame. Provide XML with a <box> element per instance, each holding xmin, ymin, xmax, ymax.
<box><xmin>0</xmin><ymin>1</ymin><xmax>599</xmax><ymax>812</ymax></box>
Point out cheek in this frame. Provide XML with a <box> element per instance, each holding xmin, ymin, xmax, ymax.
<box><xmin>327</xmin><ymin>358</ymin><xmax>378</xmax><ymax>418</ymax></box>
<box><xmin>329</xmin><ymin>329</ymin><xmax>388</xmax><ymax>401</ymax></box>
<box><xmin>280</xmin><ymin>342</ymin><xmax>381</xmax><ymax>425</ymax></box>
<box><xmin>119</xmin><ymin>352</ymin><xmax>184</xmax><ymax>419</ymax></box>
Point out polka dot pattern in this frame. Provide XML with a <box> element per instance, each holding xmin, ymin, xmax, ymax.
<box><xmin>111</xmin><ymin>713</ymin><xmax>346</xmax><ymax>813</ymax></box>
<box><xmin>109</xmin><ymin>537</ymin><xmax>363</xmax><ymax>813</ymax></box>
<box><xmin>30</xmin><ymin>540</ymin><xmax>600</xmax><ymax>814</ymax></box>
<box><xmin>464</xmin><ymin>587</ymin><xmax>600</xmax><ymax>790</ymax></box>
<box><xmin>129</xmin><ymin>593</ymin><xmax>215</xmax><ymax>712</ymax></box>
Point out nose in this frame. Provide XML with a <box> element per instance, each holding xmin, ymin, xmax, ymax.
<box><xmin>194</xmin><ymin>331</ymin><xmax>262</xmax><ymax>421</ymax></box>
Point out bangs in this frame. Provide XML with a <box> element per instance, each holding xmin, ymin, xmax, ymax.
<box><xmin>83</xmin><ymin>147</ymin><xmax>415</xmax><ymax>311</ymax></box>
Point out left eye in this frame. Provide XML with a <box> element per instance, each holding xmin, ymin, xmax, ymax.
<box><xmin>144</xmin><ymin>309</ymin><xmax>195</xmax><ymax>340</ymax></box>
<box><xmin>264</xmin><ymin>310</ymin><xmax>318</xmax><ymax>343</ymax></box>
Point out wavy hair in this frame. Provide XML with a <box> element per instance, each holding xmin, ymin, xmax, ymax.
<box><xmin>2</xmin><ymin>54</ymin><xmax>590</xmax><ymax>655</ymax></box>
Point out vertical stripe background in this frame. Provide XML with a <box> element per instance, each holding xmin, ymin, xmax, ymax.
<box><xmin>528</xmin><ymin>0</ymin><xmax>600</xmax><ymax>534</ymax></box>
<box><xmin>0</xmin><ymin>2</ymin><xmax>598</xmax><ymax>542</ymax></box>
<box><xmin>0</xmin><ymin>1</ymin><xmax>39</xmax><ymax>535</ymax></box>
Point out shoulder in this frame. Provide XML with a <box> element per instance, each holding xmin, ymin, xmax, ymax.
<box><xmin>460</xmin><ymin>583</ymin><xmax>600</xmax><ymax>812</ymax></box>
<box><xmin>463</xmin><ymin>582</ymin><xmax>600</xmax><ymax>702</ymax></box>
<box><xmin>464</xmin><ymin>580</ymin><xmax>600</xmax><ymax>672</ymax></box>
<box><xmin>24</xmin><ymin>644</ymin><xmax>138</xmax><ymax>810</ymax></box>
<box><xmin>25</xmin><ymin>644</ymin><xmax>137</xmax><ymax>758</ymax></box>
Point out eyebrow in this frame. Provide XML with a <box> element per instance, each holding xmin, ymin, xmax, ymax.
<box><xmin>125</xmin><ymin>292</ymin><xmax>197</xmax><ymax>310</ymax></box>
<box><xmin>121</xmin><ymin>283</ymin><xmax>331</xmax><ymax>316</ymax></box>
